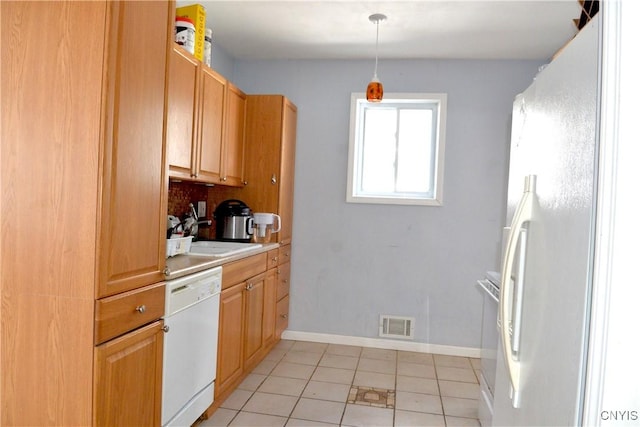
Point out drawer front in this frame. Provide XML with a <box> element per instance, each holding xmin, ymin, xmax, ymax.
<box><xmin>276</xmin><ymin>262</ymin><xmax>290</xmax><ymax>301</ymax></box>
<box><xmin>267</xmin><ymin>249</ymin><xmax>279</xmax><ymax>269</ymax></box>
<box><xmin>278</xmin><ymin>245</ymin><xmax>291</xmax><ymax>265</ymax></box>
<box><xmin>276</xmin><ymin>295</ymin><xmax>289</xmax><ymax>338</ymax></box>
<box><xmin>95</xmin><ymin>282</ymin><xmax>165</xmax><ymax>345</ymax></box>
<box><xmin>221</xmin><ymin>252</ymin><xmax>267</xmax><ymax>289</ymax></box>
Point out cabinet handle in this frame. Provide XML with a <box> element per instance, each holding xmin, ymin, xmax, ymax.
<box><xmin>246</xmin><ymin>283</ymin><xmax>253</xmax><ymax>291</ymax></box>
<box><xmin>135</xmin><ymin>305</ymin><xmax>146</xmax><ymax>314</ymax></box>
<box><xmin>284</xmin><ymin>279</ymin><xmax>288</xmax><ymax>283</ymax></box>
<box><xmin>271</xmin><ymin>174</ymin><xmax>277</xmax><ymax>185</ymax></box>
<box><xmin>163</xmin><ymin>267</ymin><xmax>171</xmax><ymax>276</ymax></box>
<box><xmin>221</xmin><ymin>176</ymin><xmax>227</xmax><ymax>182</ymax></box>
<box><xmin>281</xmin><ymin>314</ymin><xmax>288</xmax><ymax>319</ymax></box>
<box><xmin>243</xmin><ymin>181</ymin><xmax>248</xmax><ymax>186</ymax></box>
<box><xmin>272</xmin><ymin>256</ymin><xmax>278</xmax><ymax>263</ymax></box>
<box><xmin>162</xmin><ymin>325</ymin><xmax>170</xmax><ymax>333</ymax></box>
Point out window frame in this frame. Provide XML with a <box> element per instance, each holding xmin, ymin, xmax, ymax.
<box><xmin>346</xmin><ymin>92</ymin><xmax>447</xmax><ymax>206</ymax></box>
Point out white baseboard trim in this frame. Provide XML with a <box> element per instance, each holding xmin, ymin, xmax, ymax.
<box><xmin>281</xmin><ymin>330</ymin><xmax>481</xmax><ymax>358</ymax></box>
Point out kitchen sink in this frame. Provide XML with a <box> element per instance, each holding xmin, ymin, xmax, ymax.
<box><xmin>188</xmin><ymin>240</ymin><xmax>262</xmax><ymax>257</ymax></box>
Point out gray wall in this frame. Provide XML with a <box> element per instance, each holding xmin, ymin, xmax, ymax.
<box><xmin>231</xmin><ymin>58</ymin><xmax>543</xmax><ymax>348</ymax></box>
<box><xmin>209</xmin><ymin>44</ymin><xmax>234</xmax><ymax>79</ymax></box>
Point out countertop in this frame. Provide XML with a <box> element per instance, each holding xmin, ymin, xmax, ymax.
<box><xmin>164</xmin><ymin>242</ymin><xmax>280</xmax><ymax>280</ymax></box>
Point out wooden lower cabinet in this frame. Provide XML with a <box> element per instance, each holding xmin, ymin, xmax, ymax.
<box><xmin>244</xmin><ymin>272</ymin><xmax>267</xmax><ymax>367</ymax></box>
<box><xmin>94</xmin><ymin>321</ymin><xmax>164</xmax><ymax>426</ymax></box>
<box><xmin>263</xmin><ymin>268</ymin><xmax>278</xmax><ymax>347</ymax></box>
<box><xmin>215</xmin><ymin>271</ymin><xmax>277</xmax><ymax>397</ymax></box>
<box><xmin>216</xmin><ymin>282</ymin><xmax>246</xmax><ymax>394</ymax></box>
<box><xmin>210</xmin><ymin>253</ymin><xmax>279</xmax><ymax>415</ymax></box>
<box><xmin>276</xmin><ymin>295</ymin><xmax>290</xmax><ymax>338</ymax></box>
<box><xmin>276</xmin><ymin>245</ymin><xmax>291</xmax><ymax>338</ymax></box>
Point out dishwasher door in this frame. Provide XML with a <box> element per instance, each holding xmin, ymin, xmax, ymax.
<box><xmin>162</xmin><ymin>268</ymin><xmax>221</xmax><ymax>427</ymax></box>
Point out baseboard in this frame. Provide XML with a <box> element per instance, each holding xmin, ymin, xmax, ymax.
<box><xmin>281</xmin><ymin>330</ymin><xmax>481</xmax><ymax>358</ymax></box>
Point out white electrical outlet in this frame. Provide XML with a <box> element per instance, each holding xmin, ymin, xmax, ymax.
<box><xmin>197</xmin><ymin>201</ymin><xmax>206</xmax><ymax>218</ymax></box>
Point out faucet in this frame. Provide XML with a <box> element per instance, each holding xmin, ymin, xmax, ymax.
<box><xmin>189</xmin><ymin>203</ymin><xmax>212</xmax><ymax>226</ymax></box>
<box><xmin>188</xmin><ymin>203</ymin><xmax>198</xmax><ymax>221</ymax></box>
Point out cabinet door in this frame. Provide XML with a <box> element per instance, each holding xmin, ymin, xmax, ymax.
<box><xmin>1</xmin><ymin>1</ymin><xmax>106</xmax><ymax>424</ymax></box>
<box><xmin>276</xmin><ymin>295</ymin><xmax>290</xmax><ymax>339</ymax></box>
<box><xmin>221</xmin><ymin>83</ymin><xmax>246</xmax><ymax>186</ymax></box>
<box><xmin>97</xmin><ymin>0</ymin><xmax>171</xmax><ymax>297</ymax></box>
<box><xmin>244</xmin><ymin>272</ymin><xmax>266</xmax><ymax>368</ymax></box>
<box><xmin>166</xmin><ymin>45</ymin><xmax>200</xmax><ymax>180</ymax></box>
<box><xmin>236</xmin><ymin>96</ymin><xmax>297</xmax><ymax>244</ymax></box>
<box><xmin>262</xmin><ymin>268</ymin><xmax>277</xmax><ymax>348</ymax></box>
<box><xmin>94</xmin><ymin>321</ymin><xmax>164</xmax><ymax>426</ymax></box>
<box><xmin>216</xmin><ymin>283</ymin><xmax>245</xmax><ymax>398</ymax></box>
<box><xmin>276</xmin><ymin>262</ymin><xmax>291</xmax><ymax>301</ymax></box>
<box><xmin>278</xmin><ymin>99</ymin><xmax>298</xmax><ymax>245</ymax></box>
<box><xmin>241</xmin><ymin>96</ymin><xmax>282</xmax><ymax>213</ymax></box>
<box><xmin>198</xmin><ymin>66</ymin><xmax>226</xmax><ymax>183</ymax></box>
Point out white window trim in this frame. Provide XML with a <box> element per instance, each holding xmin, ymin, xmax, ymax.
<box><xmin>346</xmin><ymin>92</ymin><xmax>447</xmax><ymax>206</ymax></box>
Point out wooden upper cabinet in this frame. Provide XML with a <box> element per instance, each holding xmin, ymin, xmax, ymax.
<box><xmin>238</xmin><ymin>96</ymin><xmax>298</xmax><ymax>244</ymax></box>
<box><xmin>279</xmin><ymin>99</ymin><xmax>298</xmax><ymax>244</ymax></box>
<box><xmin>199</xmin><ymin>66</ymin><xmax>227</xmax><ymax>182</ymax></box>
<box><xmin>221</xmin><ymin>82</ymin><xmax>247</xmax><ymax>186</ymax></box>
<box><xmin>97</xmin><ymin>0</ymin><xmax>171</xmax><ymax>298</ymax></box>
<box><xmin>166</xmin><ymin>45</ymin><xmax>200</xmax><ymax>180</ymax></box>
<box><xmin>166</xmin><ymin>45</ymin><xmax>246</xmax><ymax>187</ymax></box>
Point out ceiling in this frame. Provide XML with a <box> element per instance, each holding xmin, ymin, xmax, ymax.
<box><xmin>176</xmin><ymin>1</ymin><xmax>583</xmax><ymax>61</ymax></box>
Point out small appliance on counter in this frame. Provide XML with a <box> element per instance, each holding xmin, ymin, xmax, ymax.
<box><xmin>214</xmin><ymin>199</ymin><xmax>254</xmax><ymax>243</ymax></box>
<box><xmin>251</xmin><ymin>212</ymin><xmax>281</xmax><ymax>243</ymax></box>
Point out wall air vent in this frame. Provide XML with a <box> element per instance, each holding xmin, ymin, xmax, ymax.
<box><xmin>379</xmin><ymin>315</ymin><xmax>415</xmax><ymax>340</ymax></box>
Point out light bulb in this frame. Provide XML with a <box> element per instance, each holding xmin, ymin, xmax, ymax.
<box><xmin>367</xmin><ymin>75</ymin><xmax>383</xmax><ymax>102</ymax></box>
<box><xmin>366</xmin><ymin>14</ymin><xmax>386</xmax><ymax>102</ymax></box>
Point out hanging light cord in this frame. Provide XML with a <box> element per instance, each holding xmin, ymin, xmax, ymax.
<box><xmin>374</xmin><ymin>19</ymin><xmax>380</xmax><ymax>78</ymax></box>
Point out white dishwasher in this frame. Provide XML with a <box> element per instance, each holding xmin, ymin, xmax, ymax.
<box><xmin>162</xmin><ymin>266</ymin><xmax>222</xmax><ymax>427</ymax></box>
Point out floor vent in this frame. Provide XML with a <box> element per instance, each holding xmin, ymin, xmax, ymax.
<box><xmin>379</xmin><ymin>315</ymin><xmax>415</xmax><ymax>340</ymax></box>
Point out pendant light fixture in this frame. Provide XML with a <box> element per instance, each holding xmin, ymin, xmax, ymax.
<box><xmin>366</xmin><ymin>13</ymin><xmax>387</xmax><ymax>102</ymax></box>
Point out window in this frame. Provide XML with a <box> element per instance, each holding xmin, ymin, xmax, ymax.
<box><xmin>347</xmin><ymin>93</ymin><xmax>447</xmax><ymax>206</ymax></box>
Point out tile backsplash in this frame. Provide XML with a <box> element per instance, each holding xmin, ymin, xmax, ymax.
<box><xmin>168</xmin><ymin>181</ymin><xmax>209</xmax><ymax>217</ymax></box>
<box><xmin>168</xmin><ymin>180</ymin><xmax>250</xmax><ymax>240</ymax></box>
<box><xmin>168</xmin><ymin>181</ymin><xmax>214</xmax><ymax>240</ymax></box>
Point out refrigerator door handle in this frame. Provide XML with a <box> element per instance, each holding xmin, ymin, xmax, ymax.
<box><xmin>512</xmin><ymin>228</ymin><xmax>528</xmax><ymax>356</ymax></box>
<box><xmin>500</xmin><ymin>174</ymin><xmax>537</xmax><ymax>409</ymax></box>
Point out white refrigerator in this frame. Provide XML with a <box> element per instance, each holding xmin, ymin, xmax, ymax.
<box><xmin>492</xmin><ymin>15</ymin><xmax>600</xmax><ymax>426</ymax></box>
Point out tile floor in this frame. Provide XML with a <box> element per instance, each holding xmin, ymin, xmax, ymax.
<box><xmin>201</xmin><ymin>340</ymin><xmax>481</xmax><ymax>427</ymax></box>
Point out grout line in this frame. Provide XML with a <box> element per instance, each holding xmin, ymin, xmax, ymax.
<box><xmin>287</xmin><ymin>340</ymin><xmax>322</xmax><ymax>425</ymax></box>
<box><xmin>214</xmin><ymin>340</ymin><xmax>481</xmax><ymax>427</ymax></box>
